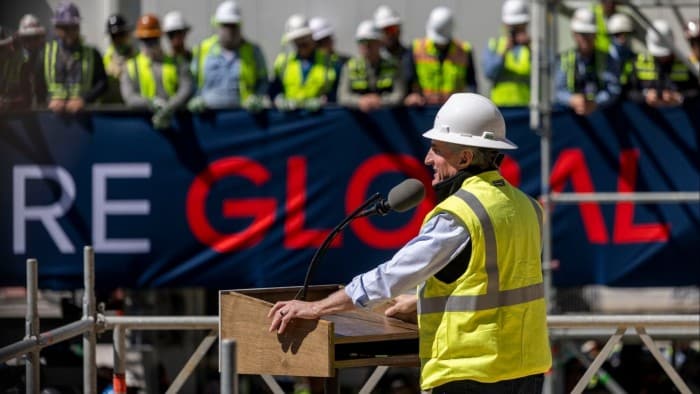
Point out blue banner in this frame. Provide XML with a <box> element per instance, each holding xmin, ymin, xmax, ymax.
<box><xmin>0</xmin><ymin>102</ymin><xmax>698</xmax><ymax>289</ymax></box>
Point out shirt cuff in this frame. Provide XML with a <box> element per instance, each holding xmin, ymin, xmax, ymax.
<box><xmin>344</xmin><ymin>274</ymin><xmax>370</xmax><ymax>307</ymax></box>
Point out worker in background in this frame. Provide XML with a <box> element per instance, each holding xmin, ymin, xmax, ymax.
<box><xmin>270</xmin><ymin>14</ymin><xmax>336</xmax><ymax>111</ymax></box>
<box><xmin>16</xmin><ymin>14</ymin><xmax>46</xmax><ymax>106</ymax></box>
<box><xmin>309</xmin><ymin>17</ymin><xmax>348</xmax><ymax>103</ymax></box>
<box><xmin>103</xmin><ymin>14</ymin><xmax>136</xmax><ymax>104</ymax></box>
<box><xmin>634</xmin><ymin>20</ymin><xmax>699</xmax><ymax>107</ymax></box>
<box><xmin>373</xmin><ymin>5</ymin><xmax>409</xmax><ymax>66</ymax></box>
<box><xmin>482</xmin><ymin>0</ymin><xmax>531</xmax><ymax>107</ymax></box>
<box><xmin>685</xmin><ymin>19</ymin><xmax>699</xmax><ymax>69</ymax></box>
<box><xmin>162</xmin><ymin>11</ymin><xmax>192</xmax><ymax>65</ymax></box>
<box><xmin>554</xmin><ymin>8</ymin><xmax>620</xmax><ymax>115</ymax></box>
<box><xmin>120</xmin><ymin>14</ymin><xmax>193</xmax><ymax>129</ymax></box>
<box><xmin>404</xmin><ymin>6</ymin><xmax>477</xmax><ymax>106</ymax></box>
<box><xmin>188</xmin><ymin>0</ymin><xmax>268</xmax><ymax>112</ymax></box>
<box><xmin>607</xmin><ymin>13</ymin><xmax>636</xmax><ymax>98</ymax></box>
<box><xmin>337</xmin><ymin>20</ymin><xmax>405</xmax><ymax>112</ymax></box>
<box><xmin>41</xmin><ymin>1</ymin><xmax>107</xmax><ymax>114</ymax></box>
<box><xmin>0</xmin><ymin>27</ymin><xmax>31</xmax><ymax>111</ymax></box>
<box><xmin>593</xmin><ymin>0</ymin><xmax>618</xmax><ymax>53</ymax></box>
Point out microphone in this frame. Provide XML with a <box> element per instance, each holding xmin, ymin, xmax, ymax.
<box><xmin>357</xmin><ymin>178</ymin><xmax>426</xmax><ymax>217</ymax></box>
<box><xmin>295</xmin><ymin>178</ymin><xmax>426</xmax><ymax>301</ymax></box>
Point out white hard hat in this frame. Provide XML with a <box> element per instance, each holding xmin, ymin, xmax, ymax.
<box><xmin>571</xmin><ymin>8</ymin><xmax>597</xmax><ymax>34</ymax></box>
<box><xmin>646</xmin><ymin>19</ymin><xmax>673</xmax><ymax>57</ymax></box>
<box><xmin>215</xmin><ymin>1</ymin><xmax>242</xmax><ymax>24</ymax></box>
<box><xmin>18</xmin><ymin>14</ymin><xmax>46</xmax><ymax>37</ymax></box>
<box><xmin>426</xmin><ymin>6</ymin><xmax>454</xmax><ymax>45</ymax></box>
<box><xmin>607</xmin><ymin>13</ymin><xmax>633</xmax><ymax>34</ymax></box>
<box><xmin>284</xmin><ymin>13</ymin><xmax>313</xmax><ymax>42</ymax></box>
<box><xmin>309</xmin><ymin>17</ymin><xmax>334</xmax><ymax>41</ymax></box>
<box><xmin>355</xmin><ymin>20</ymin><xmax>381</xmax><ymax>41</ymax></box>
<box><xmin>686</xmin><ymin>19</ymin><xmax>699</xmax><ymax>39</ymax></box>
<box><xmin>422</xmin><ymin>93</ymin><xmax>517</xmax><ymax>150</ymax></box>
<box><xmin>502</xmin><ymin>0</ymin><xmax>530</xmax><ymax>25</ymax></box>
<box><xmin>373</xmin><ymin>5</ymin><xmax>401</xmax><ymax>29</ymax></box>
<box><xmin>162</xmin><ymin>11</ymin><xmax>189</xmax><ymax>33</ymax></box>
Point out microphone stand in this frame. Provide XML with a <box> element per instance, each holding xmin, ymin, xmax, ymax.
<box><xmin>295</xmin><ymin>193</ymin><xmax>382</xmax><ymax>301</ymax></box>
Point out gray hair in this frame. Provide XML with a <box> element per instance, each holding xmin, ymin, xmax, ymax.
<box><xmin>446</xmin><ymin>143</ymin><xmax>500</xmax><ymax>169</ymax></box>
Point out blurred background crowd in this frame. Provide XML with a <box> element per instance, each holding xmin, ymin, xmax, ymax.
<box><xmin>0</xmin><ymin>0</ymin><xmax>698</xmax><ymax>129</ymax></box>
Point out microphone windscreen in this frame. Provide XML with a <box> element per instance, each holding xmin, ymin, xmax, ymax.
<box><xmin>387</xmin><ymin>178</ymin><xmax>425</xmax><ymax>212</ymax></box>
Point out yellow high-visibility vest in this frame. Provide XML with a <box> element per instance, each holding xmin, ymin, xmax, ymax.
<box><xmin>346</xmin><ymin>57</ymin><xmax>397</xmax><ymax>93</ymax></box>
<box><xmin>273</xmin><ymin>50</ymin><xmax>336</xmax><ymax>100</ymax></box>
<box><xmin>44</xmin><ymin>40</ymin><xmax>96</xmax><ymax>99</ymax></box>
<box><xmin>488</xmin><ymin>36</ymin><xmax>531</xmax><ymax>106</ymax></box>
<box><xmin>126</xmin><ymin>52</ymin><xmax>179</xmax><ymax>99</ymax></box>
<box><xmin>412</xmin><ymin>38</ymin><xmax>472</xmax><ymax>98</ymax></box>
<box><xmin>418</xmin><ymin>171</ymin><xmax>551</xmax><ymax>390</ymax></box>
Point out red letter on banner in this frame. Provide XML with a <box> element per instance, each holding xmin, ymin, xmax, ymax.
<box><xmin>284</xmin><ymin>156</ymin><xmax>338</xmax><ymax>248</ymax></box>
<box><xmin>347</xmin><ymin>154</ymin><xmax>435</xmax><ymax>249</ymax></box>
<box><xmin>550</xmin><ymin>149</ymin><xmax>609</xmax><ymax>244</ymax></box>
<box><xmin>186</xmin><ymin>157</ymin><xmax>276</xmax><ymax>253</ymax></box>
<box><xmin>500</xmin><ymin>154</ymin><xmax>521</xmax><ymax>187</ymax></box>
<box><xmin>613</xmin><ymin>149</ymin><xmax>670</xmax><ymax>243</ymax></box>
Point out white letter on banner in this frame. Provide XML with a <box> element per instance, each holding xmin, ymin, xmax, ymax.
<box><xmin>13</xmin><ymin>165</ymin><xmax>76</xmax><ymax>254</ymax></box>
<box><xmin>93</xmin><ymin>163</ymin><xmax>151</xmax><ymax>253</ymax></box>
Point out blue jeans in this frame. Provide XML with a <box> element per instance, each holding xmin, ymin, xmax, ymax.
<box><xmin>431</xmin><ymin>373</ymin><xmax>544</xmax><ymax>394</ymax></box>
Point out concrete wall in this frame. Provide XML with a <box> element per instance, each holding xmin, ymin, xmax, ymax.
<box><xmin>2</xmin><ymin>0</ymin><xmax>698</xmax><ymax>95</ymax></box>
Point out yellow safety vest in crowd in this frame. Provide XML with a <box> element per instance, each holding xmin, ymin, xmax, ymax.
<box><xmin>418</xmin><ymin>171</ymin><xmax>551</xmax><ymax>390</ymax></box>
<box><xmin>103</xmin><ymin>44</ymin><xmax>136</xmax><ymax>103</ymax></box>
<box><xmin>488</xmin><ymin>36</ymin><xmax>531</xmax><ymax>106</ymax></box>
<box><xmin>561</xmin><ymin>48</ymin><xmax>607</xmax><ymax>100</ymax></box>
<box><xmin>347</xmin><ymin>57</ymin><xmax>397</xmax><ymax>93</ymax></box>
<box><xmin>593</xmin><ymin>3</ymin><xmax>611</xmax><ymax>53</ymax></box>
<box><xmin>635</xmin><ymin>53</ymin><xmax>691</xmax><ymax>83</ymax></box>
<box><xmin>273</xmin><ymin>50</ymin><xmax>336</xmax><ymax>100</ymax></box>
<box><xmin>44</xmin><ymin>40</ymin><xmax>96</xmax><ymax>99</ymax></box>
<box><xmin>412</xmin><ymin>38</ymin><xmax>472</xmax><ymax>98</ymax></box>
<box><xmin>192</xmin><ymin>35</ymin><xmax>261</xmax><ymax>101</ymax></box>
<box><xmin>126</xmin><ymin>52</ymin><xmax>178</xmax><ymax>99</ymax></box>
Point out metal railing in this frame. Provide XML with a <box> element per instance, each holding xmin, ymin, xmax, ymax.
<box><xmin>1</xmin><ymin>249</ymin><xmax>698</xmax><ymax>393</ymax></box>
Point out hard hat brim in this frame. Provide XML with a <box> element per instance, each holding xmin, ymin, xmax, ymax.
<box><xmin>571</xmin><ymin>21</ymin><xmax>597</xmax><ymax>34</ymax></box>
<box><xmin>136</xmin><ymin>30</ymin><xmax>162</xmax><ymax>39</ymax></box>
<box><xmin>18</xmin><ymin>27</ymin><xmax>46</xmax><ymax>36</ymax></box>
<box><xmin>285</xmin><ymin>27</ymin><xmax>313</xmax><ymax>43</ymax></box>
<box><xmin>216</xmin><ymin>15</ymin><xmax>241</xmax><ymax>24</ymax></box>
<box><xmin>312</xmin><ymin>26</ymin><xmax>334</xmax><ymax>41</ymax></box>
<box><xmin>422</xmin><ymin>128</ymin><xmax>518</xmax><ymax>150</ymax></box>
<box><xmin>503</xmin><ymin>14</ymin><xmax>530</xmax><ymax>25</ymax></box>
<box><xmin>375</xmin><ymin>16</ymin><xmax>401</xmax><ymax>29</ymax></box>
<box><xmin>647</xmin><ymin>41</ymin><xmax>671</xmax><ymax>57</ymax></box>
<box><xmin>427</xmin><ymin>30</ymin><xmax>450</xmax><ymax>45</ymax></box>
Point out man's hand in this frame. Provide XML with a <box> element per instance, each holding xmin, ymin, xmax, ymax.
<box><xmin>582</xmin><ymin>99</ymin><xmax>597</xmax><ymax>116</ymax></box>
<box><xmin>645</xmin><ymin>89</ymin><xmax>661</xmax><ymax>107</ymax></box>
<box><xmin>569</xmin><ymin>94</ymin><xmax>587</xmax><ymax>115</ymax></box>
<box><xmin>403</xmin><ymin>92</ymin><xmax>425</xmax><ymax>107</ymax></box>
<box><xmin>358</xmin><ymin>94</ymin><xmax>382</xmax><ymax>112</ymax></box>
<box><xmin>268</xmin><ymin>300</ymin><xmax>321</xmax><ymax>334</ymax></box>
<box><xmin>65</xmin><ymin>98</ymin><xmax>85</xmax><ymax>114</ymax></box>
<box><xmin>384</xmin><ymin>294</ymin><xmax>418</xmax><ymax>324</ymax></box>
<box><xmin>48</xmin><ymin>99</ymin><xmax>66</xmax><ymax>113</ymax></box>
<box><xmin>661</xmin><ymin>90</ymin><xmax>684</xmax><ymax>106</ymax></box>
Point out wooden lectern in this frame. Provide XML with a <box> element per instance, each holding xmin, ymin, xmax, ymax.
<box><xmin>219</xmin><ymin>285</ymin><xmax>419</xmax><ymax>391</ymax></box>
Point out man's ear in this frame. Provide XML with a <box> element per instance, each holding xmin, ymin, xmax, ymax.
<box><xmin>459</xmin><ymin>150</ymin><xmax>472</xmax><ymax>166</ymax></box>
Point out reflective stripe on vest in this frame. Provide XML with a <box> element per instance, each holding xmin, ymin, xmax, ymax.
<box><xmin>274</xmin><ymin>50</ymin><xmax>336</xmax><ymax>100</ymax></box>
<box><xmin>488</xmin><ymin>36</ymin><xmax>531</xmax><ymax>106</ymax></box>
<box><xmin>347</xmin><ymin>57</ymin><xmax>396</xmax><ymax>93</ymax></box>
<box><xmin>44</xmin><ymin>41</ymin><xmax>95</xmax><ymax>99</ymax></box>
<box><xmin>412</xmin><ymin>38</ymin><xmax>471</xmax><ymax>95</ymax></box>
<box><xmin>594</xmin><ymin>4</ymin><xmax>611</xmax><ymax>53</ymax></box>
<box><xmin>635</xmin><ymin>53</ymin><xmax>691</xmax><ymax>82</ymax></box>
<box><xmin>418</xmin><ymin>189</ymin><xmax>544</xmax><ymax>314</ymax></box>
<box><xmin>193</xmin><ymin>34</ymin><xmax>219</xmax><ymax>87</ymax></box>
<box><xmin>126</xmin><ymin>53</ymin><xmax>178</xmax><ymax>99</ymax></box>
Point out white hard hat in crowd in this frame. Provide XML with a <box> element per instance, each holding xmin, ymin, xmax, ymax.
<box><xmin>309</xmin><ymin>17</ymin><xmax>334</xmax><ymax>41</ymax></box>
<box><xmin>355</xmin><ymin>20</ymin><xmax>381</xmax><ymax>41</ymax></box>
<box><xmin>422</xmin><ymin>93</ymin><xmax>517</xmax><ymax>150</ymax></box>
<box><xmin>215</xmin><ymin>1</ymin><xmax>242</xmax><ymax>24</ymax></box>
<box><xmin>426</xmin><ymin>6</ymin><xmax>454</xmax><ymax>45</ymax></box>
<box><xmin>162</xmin><ymin>11</ymin><xmax>190</xmax><ymax>33</ymax></box>
<box><xmin>284</xmin><ymin>13</ymin><xmax>313</xmax><ymax>42</ymax></box>
<box><xmin>571</xmin><ymin>8</ymin><xmax>597</xmax><ymax>34</ymax></box>
<box><xmin>373</xmin><ymin>5</ymin><xmax>401</xmax><ymax>29</ymax></box>
<box><xmin>607</xmin><ymin>13</ymin><xmax>633</xmax><ymax>34</ymax></box>
<box><xmin>18</xmin><ymin>14</ymin><xmax>46</xmax><ymax>37</ymax></box>
<box><xmin>685</xmin><ymin>19</ymin><xmax>699</xmax><ymax>39</ymax></box>
<box><xmin>646</xmin><ymin>19</ymin><xmax>673</xmax><ymax>57</ymax></box>
<box><xmin>502</xmin><ymin>0</ymin><xmax>530</xmax><ymax>25</ymax></box>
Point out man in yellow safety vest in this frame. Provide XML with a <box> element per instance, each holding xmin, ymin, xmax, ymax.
<box><xmin>120</xmin><ymin>14</ymin><xmax>193</xmax><ymax>129</ymax></box>
<box><xmin>268</xmin><ymin>93</ymin><xmax>552</xmax><ymax>393</ymax></box>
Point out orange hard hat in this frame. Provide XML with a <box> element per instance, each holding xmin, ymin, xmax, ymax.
<box><xmin>135</xmin><ymin>14</ymin><xmax>161</xmax><ymax>38</ymax></box>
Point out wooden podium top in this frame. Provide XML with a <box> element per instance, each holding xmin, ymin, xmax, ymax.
<box><xmin>219</xmin><ymin>285</ymin><xmax>419</xmax><ymax>377</ymax></box>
